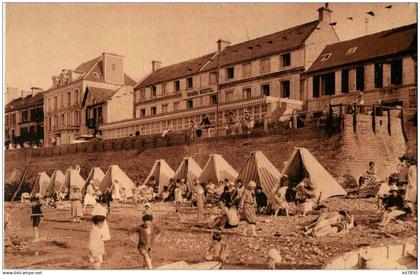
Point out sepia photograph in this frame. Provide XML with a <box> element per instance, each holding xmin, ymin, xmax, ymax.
<box><xmin>2</xmin><ymin>2</ymin><xmax>418</xmax><ymax>271</ymax></box>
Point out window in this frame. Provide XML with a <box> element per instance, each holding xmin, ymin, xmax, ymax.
<box><xmin>281</xmin><ymin>80</ymin><xmax>291</xmax><ymax>98</ymax></box>
<box><xmin>210</xmin><ymin>95</ymin><xmax>217</xmax><ymax>105</ymax></box>
<box><xmin>374</xmin><ymin>63</ymin><xmax>383</xmax><ymax>88</ymax></box>
<box><xmin>54</xmin><ymin>96</ymin><xmax>58</xmax><ymax>110</ymax></box>
<box><xmin>320</xmin><ymin>53</ymin><xmax>332</xmax><ymax>61</ymax></box>
<box><xmin>151</xmin><ymin>86</ymin><xmax>157</xmax><ymax>97</ymax></box>
<box><xmin>140</xmin><ymin>89</ymin><xmax>146</xmax><ymax>99</ymax></box>
<box><xmin>261</xmin><ymin>84</ymin><xmax>270</xmax><ymax>96</ymax></box>
<box><xmin>48</xmin><ymin>98</ymin><xmax>51</xmax><ymax>112</ymax></box>
<box><xmin>73</xmin><ymin>111</ymin><xmax>79</xmax><ymax>126</ymax></box>
<box><xmin>186</xmin><ymin>100</ymin><xmax>193</xmax><ymax>109</ymax></box>
<box><xmin>173</xmin><ymin>101</ymin><xmax>180</xmax><ymax>111</ymax></box>
<box><xmin>162</xmin><ymin>104</ymin><xmax>168</xmax><ymax>114</ymax></box>
<box><xmin>225</xmin><ymin>91</ymin><xmax>233</xmax><ymax>102</ymax></box>
<box><xmin>346</xmin><ymin>47</ymin><xmax>358</xmax><ymax>56</ymax></box>
<box><xmin>341</xmin><ymin>69</ymin><xmax>349</xmax><ymax>93</ymax></box>
<box><xmin>243</xmin><ymin>88</ymin><xmax>252</xmax><ymax>99</ymax></box>
<box><xmin>226</xmin><ymin>67</ymin><xmax>234</xmax><ymax>79</ymax></box>
<box><xmin>321</xmin><ymin>72</ymin><xmax>335</xmax><ymax>96</ymax></box>
<box><xmin>242</xmin><ymin>63</ymin><xmax>252</xmax><ymax>77</ymax></box>
<box><xmin>281</xmin><ymin>53</ymin><xmax>291</xmax><ymax>67</ymax></box>
<box><xmin>67</xmin><ymin>92</ymin><xmax>71</xmax><ymax>106</ymax></box>
<box><xmin>391</xmin><ymin>59</ymin><xmax>403</xmax><ymax>85</ymax></box>
<box><xmin>174</xmin><ymin>80</ymin><xmax>180</xmax><ymax>92</ymax></box>
<box><xmin>22</xmin><ymin>111</ymin><xmax>28</xmax><ymax>122</ymax></box>
<box><xmin>209</xmin><ymin>72</ymin><xmax>217</xmax><ymax>84</ymax></box>
<box><xmin>187</xmin><ymin>77</ymin><xmax>193</xmax><ymax>89</ymax></box>
<box><xmin>60</xmin><ymin>114</ymin><xmax>65</xmax><ymax>125</ymax></box>
<box><xmin>313</xmin><ymin>76</ymin><xmax>320</xmax><ymax>98</ymax></box>
<box><xmin>151</xmin><ymin>106</ymin><xmax>157</xmax><ymax>116</ymax></box>
<box><xmin>162</xmin><ymin>83</ymin><xmax>167</xmax><ymax>95</ymax></box>
<box><xmin>356</xmin><ymin>66</ymin><xmax>364</xmax><ymax>91</ymax></box>
<box><xmin>73</xmin><ymin>90</ymin><xmax>79</xmax><ymax>105</ymax></box>
<box><xmin>60</xmin><ymin>95</ymin><xmax>64</xmax><ymax>108</ymax></box>
<box><xmin>260</xmin><ymin>58</ymin><xmax>271</xmax><ymax>74</ymax></box>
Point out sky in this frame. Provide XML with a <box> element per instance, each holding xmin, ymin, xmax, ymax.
<box><xmin>5</xmin><ymin>2</ymin><xmax>417</xmax><ymax>99</ymax></box>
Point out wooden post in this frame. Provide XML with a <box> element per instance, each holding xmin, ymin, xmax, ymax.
<box><xmin>372</xmin><ymin>104</ymin><xmax>376</xmax><ymax>134</ymax></box>
<box><xmin>387</xmin><ymin>109</ymin><xmax>391</xmax><ymax>136</ymax></box>
<box><xmin>353</xmin><ymin>102</ymin><xmax>357</xmax><ymax>133</ymax></box>
<box><xmin>400</xmin><ymin>108</ymin><xmax>408</xmax><ymax>142</ymax></box>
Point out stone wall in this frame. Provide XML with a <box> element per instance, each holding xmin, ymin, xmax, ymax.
<box><xmin>4</xmin><ymin>114</ymin><xmax>413</xmax><ymax>200</ymax></box>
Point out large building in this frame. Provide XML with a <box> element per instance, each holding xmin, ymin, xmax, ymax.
<box><xmin>305</xmin><ymin>23</ymin><xmax>417</xmax><ymax>115</ymax></box>
<box><xmin>5</xmin><ymin>87</ymin><xmax>44</xmax><ymax>147</ymax></box>
<box><xmin>99</xmin><ymin>5</ymin><xmax>339</xmax><ymax>139</ymax></box>
<box><xmin>43</xmin><ymin>52</ymin><xmax>136</xmax><ymax>146</ymax></box>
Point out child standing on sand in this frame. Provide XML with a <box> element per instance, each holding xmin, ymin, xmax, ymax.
<box><xmin>129</xmin><ymin>214</ymin><xmax>161</xmax><ymax>269</ymax></box>
<box><xmin>204</xmin><ymin>232</ymin><xmax>228</xmax><ymax>262</ymax></box>
<box><xmin>174</xmin><ymin>183</ymin><xmax>182</xmax><ymax>213</ymax></box>
<box><xmin>88</xmin><ymin>215</ymin><xmax>106</xmax><ymax>269</ymax></box>
<box><xmin>30</xmin><ymin>194</ymin><xmax>43</xmax><ymax>242</ymax></box>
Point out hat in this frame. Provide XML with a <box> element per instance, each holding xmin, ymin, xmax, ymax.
<box><xmin>248</xmin><ymin>181</ymin><xmax>257</xmax><ymax>188</ymax></box>
<box><xmin>389</xmin><ymin>187</ymin><xmax>399</xmax><ymax>193</ymax></box>
<box><xmin>267</xmin><ymin>248</ymin><xmax>282</xmax><ymax>263</ymax></box>
<box><xmin>181</xmin><ymin>179</ymin><xmax>186</xmax><ymax>183</ymax></box>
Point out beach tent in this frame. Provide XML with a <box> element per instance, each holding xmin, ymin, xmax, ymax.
<box><xmin>144</xmin><ymin>160</ymin><xmax>175</xmax><ymax>194</ymax></box>
<box><xmin>100</xmin><ymin>165</ymin><xmax>135</xmax><ymax>199</ymax></box>
<box><xmin>30</xmin><ymin>172</ymin><xmax>51</xmax><ymax>197</ymax></box>
<box><xmin>199</xmin><ymin>154</ymin><xmax>238</xmax><ymax>184</ymax></box>
<box><xmin>282</xmin><ymin>147</ymin><xmax>347</xmax><ymax>201</ymax></box>
<box><xmin>82</xmin><ymin>167</ymin><xmax>105</xmax><ymax>195</ymax></box>
<box><xmin>236</xmin><ymin>151</ymin><xmax>281</xmax><ymax>203</ymax></box>
<box><xmin>173</xmin><ymin>157</ymin><xmax>202</xmax><ymax>190</ymax></box>
<box><xmin>6</xmin><ymin>168</ymin><xmax>23</xmax><ymax>183</ymax></box>
<box><xmin>49</xmin><ymin>170</ymin><xmax>66</xmax><ymax>194</ymax></box>
<box><xmin>64</xmin><ymin>170</ymin><xmax>85</xmax><ymax>196</ymax></box>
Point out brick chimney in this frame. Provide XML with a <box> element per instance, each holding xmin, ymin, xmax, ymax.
<box><xmin>217</xmin><ymin>39</ymin><xmax>231</xmax><ymax>53</ymax></box>
<box><xmin>317</xmin><ymin>3</ymin><xmax>332</xmax><ymax>24</ymax></box>
<box><xmin>152</xmin><ymin>60</ymin><xmax>162</xmax><ymax>72</ymax></box>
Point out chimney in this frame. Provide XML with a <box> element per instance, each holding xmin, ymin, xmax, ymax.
<box><xmin>317</xmin><ymin>3</ymin><xmax>332</xmax><ymax>23</ymax></box>
<box><xmin>217</xmin><ymin>39</ymin><xmax>231</xmax><ymax>53</ymax></box>
<box><xmin>21</xmin><ymin>90</ymin><xmax>24</xmax><ymax>99</ymax></box>
<box><xmin>152</xmin><ymin>60</ymin><xmax>162</xmax><ymax>72</ymax></box>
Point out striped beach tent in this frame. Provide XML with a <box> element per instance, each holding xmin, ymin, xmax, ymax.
<box><xmin>199</xmin><ymin>154</ymin><xmax>238</xmax><ymax>184</ymax></box>
<box><xmin>82</xmin><ymin>167</ymin><xmax>105</xmax><ymax>195</ymax></box>
<box><xmin>30</xmin><ymin>172</ymin><xmax>51</xmax><ymax>197</ymax></box>
<box><xmin>49</xmin><ymin>170</ymin><xmax>66</xmax><ymax>194</ymax></box>
<box><xmin>173</xmin><ymin>157</ymin><xmax>202</xmax><ymax>190</ymax></box>
<box><xmin>236</xmin><ymin>151</ymin><xmax>281</xmax><ymax>202</ymax></box>
<box><xmin>281</xmin><ymin>148</ymin><xmax>347</xmax><ymax>201</ymax></box>
<box><xmin>144</xmin><ymin>159</ymin><xmax>175</xmax><ymax>195</ymax></box>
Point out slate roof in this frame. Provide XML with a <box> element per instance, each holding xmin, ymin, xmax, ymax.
<box><xmin>135</xmin><ymin>20</ymin><xmax>320</xmax><ymax>90</ymax></box>
<box><xmin>83</xmin><ymin>87</ymin><xmax>119</xmax><ymax>107</ymax></box>
<box><xmin>5</xmin><ymin>92</ymin><xmax>44</xmax><ymax>113</ymax></box>
<box><xmin>307</xmin><ymin>23</ymin><xmax>417</xmax><ymax>73</ymax></box>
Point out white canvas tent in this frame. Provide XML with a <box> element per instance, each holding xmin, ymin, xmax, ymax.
<box><xmin>144</xmin><ymin>160</ymin><xmax>175</xmax><ymax>194</ymax></box>
<box><xmin>64</xmin><ymin>170</ymin><xmax>85</xmax><ymax>196</ymax></box>
<box><xmin>199</xmin><ymin>154</ymin><xmax>238</xmax><ymax>184</ymax></box>
<box><xmin>30</xmin><ymin>172</ymin><xmax>51</xmax><ymax>197</ymax></box>
<box><xmin>282</xmin><ymin>148</ymin><xmax>347</xmax><ymax>201</ymax></box>
<box><xmin>100</xmin><ymin>165</ymin><xmax>135</xmax><ymax>199</ymax></box>
<box><xmin>173</xmin><ymin>157</ymin><xmax>202</xmax><ymax>190</ymax></box>
<box><xmin>236</xmin><ymin>151</ymin><xmax>281</xmax><ymax>204</ymax></box>
<box><xmin>49</xmin><ymin>170</ymin><xmax>66</xmax><ymax>194</ymax></box>
<box><xmin>82</xmin><ymin>167</ymin><xmax>105</xmax><ymax>195</ymax></box>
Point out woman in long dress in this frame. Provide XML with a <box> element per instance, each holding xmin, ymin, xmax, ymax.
<box><xmin>92</xmin><ymin>196</ymin><xmax>111</xmax><ymax>241</ymax></box>
<box><xmin>239</xmin><ymin>181</ymin><xmax>258</xmax><ymax>237</ymax></box>
<box><xmin>70</xmin><ymin>187</ymin><xmax>83</xmax><ymax>222</ymax></box>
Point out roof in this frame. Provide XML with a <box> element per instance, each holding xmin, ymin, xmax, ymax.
<box><xmin>5</xmin><ymin>91</ymin><xmax>44</xmax><ymax>113</ymax></box>
<box><xmin>135</xmin><ymin>53</ymin><xmax>216</xmax><ymax>90</ymax></box>
<box><xmin>307</xmin><ymin>23</ymin><xmax>417</xmax><ymax>73</ymax></box>
<box><xmin>135</xmin><ymin>20</ymin><xmax>320</xmax><ymax>90</ymax></box>
<box><xmin>83</xmin><ymin>86</ymin><xmax>119</xmax><ymax>106</ymax></box>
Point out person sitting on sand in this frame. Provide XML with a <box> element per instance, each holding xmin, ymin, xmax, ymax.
<box><xmin>129</xmin><ymin>214</ymin><xmax>161</xmax><ymax>269</ymax></box>
<box><xmin>211</xmin><ymin>201</ymin><xmax>239</xmax><ymax>230</ymax></box>
<box><xmin>30</xmin><ymin>194</ymin><xmax>43</xmax><ymax>242</ymax></box>
<box><xmin>160</xmin><ymin>186</ymin><xmax>170</xmax><ymax>202</ymax></box>
<box><xmin>378</xmin><ymin>187</ymin><xmax>409</xmax><ymax>227</ymax></box>
<box><xmin>88</xmin><ymin>215</ymin><xmax>106</xmax><ymax>269</ymax></box>
<box><xmin>303</xmin><ymin>210</ymin><xmax>354</xmax><ymax>237</ymax></box>
<box><xmin>220</xmin><ymin>186</ymin><xmax>233</xmax><ymax>206</ymax></box>
<box><xmin>204</xmin><ymin>232</ymin><xmax>228</xmax><ymax>262</ymax></box>
<box><xmin>206</xmin><ymin>179</ymin><xmax>216</xmax><ymax>198</ymax></box>
<box><xmin>294</xmin><ymin>174</ymin><xmax>316</xmax><ymax>216</ymax></box>
<box><xmin>363</xmin><ymin>161</ymin><xmax>376</xmax><ymax>187</ymax></box>
<box><xmin>376</xmin><ymin>173</ymin><xmax>398</xmax><ymax>211</ymax></box>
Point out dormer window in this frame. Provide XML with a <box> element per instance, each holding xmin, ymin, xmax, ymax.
<box><xmin>321</xmin><ymin>53</ymin><xmax>332</xmax><ymax>61</ymax></box>
<box><xmin>346</xmin><ymin>47</ymin><xmax>358</xmax><ymax>55</ymax></box>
